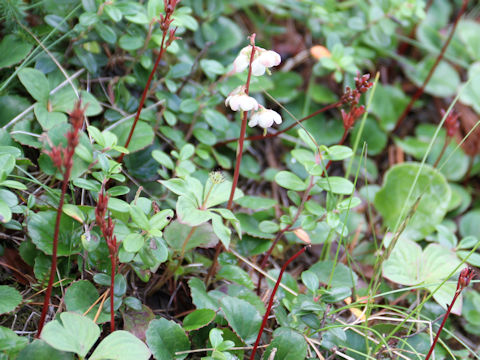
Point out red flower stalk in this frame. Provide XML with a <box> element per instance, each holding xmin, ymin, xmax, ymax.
<box><xmin>118</xmin><ymin>0</ymin><xmax>179</xmax><ymax>163</ymax></box>
<box><xmin>250</xmin><ymin>245</ymin><xmax>309</xmax><ymax>360</ymax></box>
<box><xmin>205</xmin><ymin>34</ymin><xmax>257</xmax><ymax>285</ymax></box>
<box><xmin>37</xmin><ymin>101</ymin><xmax>86</xmax><ymax>337</ymax></box>
<box><xmin>95</xmin><ymin>182</ymin><xmax>119</xmax><ymax>333</ymax></box>
<box><xmin>441</xmin><ymin>109</ymin><xmax>459</xmax><ymax>138</ymax></box>
<box><xmin>425</xmin><ymin>267</ymin><xmax>475</xmax><ymax>360</ymax></box>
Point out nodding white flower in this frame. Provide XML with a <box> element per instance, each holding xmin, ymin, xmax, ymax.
<box><xmin>232</xmin><ymin>46</ymin><xmax>281</xmax><ymax>76</ymax></box>
<box><xmin>248</xmin><ymin>107</ymin><xmax>282</xmax><ymax>129</ymax></box>
<box><xmin>251</xmin><ymin>50</ymin><xmax>281</xmax><ymax>76</ymax></box>
<box><xmin>233</xmin><ymin>46</ymin><xmax>251</xmax><ymax>73</ymax></box>
<box><xmin>225</xmin><ymin>86</ymin><xmax>259</xmax><ymax>112</ymax></box>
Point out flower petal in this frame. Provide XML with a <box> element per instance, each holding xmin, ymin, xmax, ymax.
<box><xmin>251</xmin><ymin>59</ymin><xmax>266</xmax><ymax>76</ymax></box>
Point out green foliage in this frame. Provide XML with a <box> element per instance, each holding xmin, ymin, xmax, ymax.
<box><xmin>1</xmin><ymin>0</ymin><xmax>479</xmax><ymax>359</ymax></box>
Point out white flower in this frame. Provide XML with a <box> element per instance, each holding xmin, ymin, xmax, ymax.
<box><xmin>232</xmin><ymin>46</ymin><xmax>251</xmax><ymax>73</ymax></box>
<box><xmin>225</xmin><ymin>86</ymin><xmax>259</xmax><ymax>112</ymax></box>
<box><xmin>232</xmin><ymin>45</ymin><xmax>281</xmax><ymax>76</ymax></box>
<box><xmin>251</xmin><ymin>50</ymin><xmax>282</xmax><ymax>76</ymax></box>
<box><xmin>248</xmin><ymin>107</ymin><xmax>282</xmax><ymax>128</ymax></box>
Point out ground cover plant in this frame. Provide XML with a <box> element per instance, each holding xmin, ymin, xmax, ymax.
<box><xmin>0</xmin><ymin>0</ymin><xmax>480</xmax><ymax>359</ymax></box>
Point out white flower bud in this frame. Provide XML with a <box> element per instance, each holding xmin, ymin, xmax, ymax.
<box><xmin>248</xmin><ymin>107</ymin><xmax>282</xmax><ymax>128</ymax></box>
<box><xmin>225</xmin><ymin>86</ymin><xmax>259</xmax><ymax>112</ymax></box>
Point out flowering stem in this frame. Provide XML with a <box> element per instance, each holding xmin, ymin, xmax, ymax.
<box><xmin>109</xmin><ymin>253</ymin><xmax>116</xmax><ymax>332</ymax></box>
<box><xmin>205</xmin><ymin>34</ymin><xmax>257</xmax><ymax>285</ymax></box>
<box><xmin>394</xmin><ymin>0</ymin><xmax>469</xmax><ymax>132</ymax></box>
<box><xmin>117</xmin><ymin>2</ymin><xmax>178</xmax><ymax>163</ymax></box>
<box><xmin>37</xmin><ymin>103</ymin><xmax>85</xmax><ymax>338</ymax></box>
<box><xmin>250</xmin><ymin>245</ymin><xmax>309</xmax><ymax>360</ymax></box>
<box><xmin>36</xmin><ymin>171</ymin><xmax>69</xmax><ymax>337</ymax></box>
<box><xmin>226</xmin><ymin>34</ymin><xmax>256</xmax><ymax>209</ymax></box>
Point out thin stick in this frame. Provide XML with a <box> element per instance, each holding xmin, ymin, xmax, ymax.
<box><xmin>83</xmin><ymin>289</ymin><xmax>110</xmax><ymax>317</ymax></box>
<box><xmin>394</xmin><ymin>0</ymin><xmax>469</xmax><ymax>132</ymax></box>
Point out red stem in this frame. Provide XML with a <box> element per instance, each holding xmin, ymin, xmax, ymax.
<box><xmin>36</xmin><ymin>165</ymin><xmax>72</xmax><ymax>337</ymax></box>
<box><xmin>250</xmin><ymin>246</ymin><xmax>309</xmax><ymax>360</ymax></box>
<box><xmin>205</xmin><ymin>35</ymin><xmax>257</xmax><ymax>285</ymax></box>
<box><xmin>394</xmin><ymin>0</ymin><xmax>469</xmax><ymax>132</ymax></box>
<box><xmin>215</xmin><ymin>101</ymin><xmax>342</xmax><ymax>147</ymax></box>
<box><xmin>424</xmin><ymin>291</ymin><xmax>460</xmax><ymax>360</ymax></box>
<box><xmin>256</xmin><ymin>128</ymin><xmax>348</xmax><ymax>293</ymax></box>
<box><xmin>109</xmin><ymin>253</ymin><xmax>116</xmax><ymax>332</ymax></box>
<box><xmin>117</xmin><ymin>29</ymin><xmax>169</xmax><ymax>163</ymax></box>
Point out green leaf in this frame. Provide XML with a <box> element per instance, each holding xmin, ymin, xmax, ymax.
<box><xmin>374</xmin><ymin>162</ymin><xmax>451</xmax><ymax>240</ymax></box>
<box><xmin>200</xmin><ymin>59</ymin><xmax>225</xmax><ymax>78</ymax></box>
<box><xmin>211</xmin><ymin>213</ymin><xmax>231</xmax><ymax>248</ymax></box>
<box><xmin>383</xmin><ymin>239</ymin><xmax>463</xmax><ymax>314</ymax></box>
<box><xmin>188</xmin><ymin>278</ymin><xmax>219</xmax><ymax>311</ymax></box>
<box><xmin>62</xmin><ymin>204</ymin><xmax>85</xmax><ymax>223</ymax></box>
<box><xmin>317</xmin><ymin>176</ymin><xmax>354</xmax><ymax>195</ymax></box>
<box><xmin>220</xmin><ymin>296</ymin><xmax>262</xmax><ymax>344</ymax></box>
<box><xmin>370</xmin><ymin>84</ymin><xmax>410</xmax><ymax>131</ymax></box>
<box><xmin>64</xmin><ymin>280</ymin><xmax>109</xmax><ymax>323</ymax></box>
<box><xmin>164</xmin><ymin>220</ymin><xmax>218</xmax><ymax>251</ymax></box>
<box><xmin>258</xmin><ymin>220</ymin><xmax>279</xmax><ymax>233</ymax></box>
<box><xmin>275</xmin><ymin>171</ymin><xmax>307</xmax><ymax>191</ymax></box>
<box><xmin>203</xmin><ymin>179</ymin><xmax>243</xmax><ymax>209</ymax></box>
<box><xmin>0</xmin><ymin>35</ymin><xmax>33</xmax><ymax>69</ymax></box>
<box><xmin>130</xmin><ymin>205</ymin><xmax>150</xmax><ymax>230</ymax></box>
<box><xmin>90</xmin><ymin>330</ymin><xmax>151</xmax><ymax>360</ymax></box>
<box><xmin>146</xmin><ymin>318</ymin><xmax>190</xmax><ymax>360</ymax></box>
<box><xmin>18</xmin><ymin>68</ymin><xmax>49</xmax><ymax>103</ymax></box>
<box><xmin>263</xmin><ymin>327</ymin><xmax>308</xmax><ymax>360</ymax></box>
<box><xmin>0</xmin><ymin>286</ymin><xmax>22</xmax><ymax>314</ymax></box>
<box><xmin>217</xmin><ymin>264</ymin><xmax>254</xmax><ymax>290</ymax></box>
<box><xmin>17</xmin><ymin>339</ymin><xmax>74</xmax><ymax>360</ymax></box>
<box><xmin>193</xmin><ymin>128</ymin><xmax>216</xmax><ymax>145</ymax></box>
<box><xmin>149</xmin><ymin>209</ymin><xmax>174</xmax><ymax>230</ymax></box>
<box><xmin>0</xmin><ymin>198</ymin><xmax>12</xmax><ymax>224</ymax></box>
<box><xmin>176</xmin><ymin>195</ymin><xmax>212</xmax><ymax>226</ymax></box>
<box><xmin>41</xmin><ymin>312</ymin><xmax>100</xmax><ymax>357</ymax></box>
<box><xmin>234</xmin><ymin>196</ymin><xmax>276</xmax><ymax>210</ymax></box>
<box><xmin>111</xmin><ymin>120</ymin><xmax>154</xmax><ymax>153</ymax></box>
<box><xmin>123</xmin><ymin>233</ymin><xmax>145</xmax><ymax>253</ymax></box>
<box><xmin>28</xmin><ymin>211</ymin><xmax>82</xmax><ymax>256</ymax></box>
<box><xmin>460</xmin><ymin>210</ymin><xmax>480</xmax><ymax>240</ymax></box>
<box><xmin>407</xmin><ymin>58</ymin><xmax>460</xmax><ymax>97</ymax></box>
<box><xmin>0</xmin><ymin>326</ymin><xmax>29</xmax><ymax>357</ymax></box>
<box><xmin>119</xmin><ymin>35</ymin><xmax>144</xmax><ymax>51</ymax></box>
<box><xmin>310</xmin><ymin>260</ymin><xmax>358</xmax><ymax>288</ymax></box>
<box><xmin>34</xmin><ymin>102</ymin><xmax>67</xmax><ymax>130</ymax></box>
<box><xmin>301</xmin><ymin>271</ymin><xmax>319</xmax><ymax>292</ymax></box>
<box><xmin>182</xmin><ymin>309</ymin><xmax>216</xmax><ymax>331</ymax></box>
<box><xmin>152</xmin><ymin>150</ymin><xmax>174</xmax><ymax>170</ymax></box>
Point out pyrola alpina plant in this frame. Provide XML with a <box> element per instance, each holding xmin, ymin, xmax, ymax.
<box><xmin>225</xmin><ymin>43</ymin><xmax>283</xmax><ymax>130</ymax></box>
